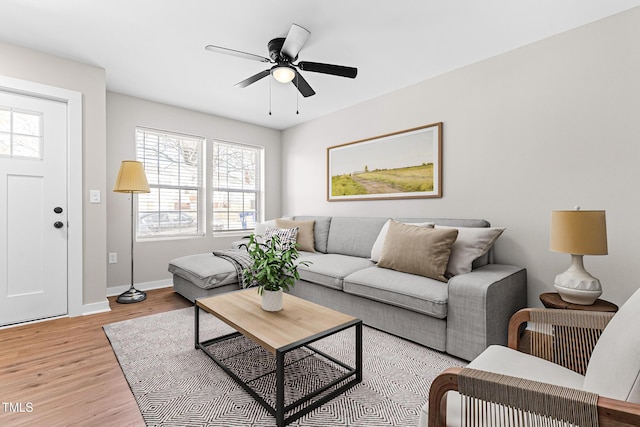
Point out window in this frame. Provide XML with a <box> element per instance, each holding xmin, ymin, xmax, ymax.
<box><xmin>0</xmin><ymin>107</ymin><xmax>42</xmax><ymax>159</ymax></box>
<box><xmin>212</xmin><ymin>141</ymin><xmax>263</xmax><ymax>232</ymax></box>
<box><xmin>136</xmin><ymin>127</ymin><xmax>203</xmax><ymax>238</ymax></box>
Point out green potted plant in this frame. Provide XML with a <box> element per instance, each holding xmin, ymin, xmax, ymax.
<box><xmin>242</xmin><ymin>233</ymin><xmax>311</xmax><ymax>311</ymax></box>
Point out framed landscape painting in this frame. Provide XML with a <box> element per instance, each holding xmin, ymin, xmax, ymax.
<box><xmin>327</xmin><ymin>122</ymin><xmax>442</xmax><ymax>201</ymax></box>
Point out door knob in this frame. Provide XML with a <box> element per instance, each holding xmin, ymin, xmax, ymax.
<box><xmin>54</xmin><ymin>221</ymin><xmax>64</xmax><ymax>229</ymax></box>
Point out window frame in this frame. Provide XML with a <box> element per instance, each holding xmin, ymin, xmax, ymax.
<box><xmin>211</xmin><ymin>139</ymin><xmax>264</xmax><ymax>234</ymax></box>
<box><xmin>0</xmin><ymin>106</ymin><xmax>44</xmax><ymax>160</ymax></box>
<box><xmin>135</xmin><ymin>126</ymin><xmax>205</xmax><ymax>241</ymax></box>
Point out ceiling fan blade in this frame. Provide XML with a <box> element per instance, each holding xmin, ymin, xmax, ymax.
<box><xmin>205</xmin><ymin>45</ymin><xmax>271</xmax><ymax>63</ymax></box>
<box><xmin>291</xmin><ymin>70</ymin><xmax>315</xmax><ymax>97</ymax></box>
<box><xmin>297</xmin><ymin>61</ymin><xmax>358</xmax><ymax>79</ymax></box>
<box><xmin>280</xmin><ymin>24</ymin><xmax>311</xmax><ymax>60</ymax></box>
<box><xmin>234</xmin><ymin>70</ymin><xmax>271</xmax><ymax>88</ymax></box>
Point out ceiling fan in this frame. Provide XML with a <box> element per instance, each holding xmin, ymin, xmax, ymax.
<box><xmin>205</xmin><ymin>24</ymin><xmax>357</xmax><ymax>98</ymax></box>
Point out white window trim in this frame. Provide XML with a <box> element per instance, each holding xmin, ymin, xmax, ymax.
<box><xmin>212</xmin><ymin>139</ymin><xmax>265</xmax><ymax>234</ymax></box>
<box><xmin>136</xmin><ymin>126</ymin><xmax>205</xmax><ymax>241</ymax></box>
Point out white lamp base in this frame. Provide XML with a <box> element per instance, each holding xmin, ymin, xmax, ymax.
<box><xmin>554</xmin><ymin>284</ymin><xmax>601</xmax><ymax>305</ymax></box>
<box><xmin>554</xmin><ymin>254</ymin><xmax>602</xmax><ymax>305</ymax></box>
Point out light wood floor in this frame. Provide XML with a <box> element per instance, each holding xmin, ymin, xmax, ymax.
<box><xmin>0</xmin><ymin>287</ymin><xmax>191</xmax><ymax>427</ymax></box>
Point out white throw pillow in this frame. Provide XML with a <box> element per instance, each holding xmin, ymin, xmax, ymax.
<box><xmin>435</xmin><ymin>225</ymin><xmax>505</xmax><ymax>276</ymax></box>
<box><xmin>254</xmin><ymin>220</ymin><xmax>276</xmax><ymax>236</ymax></box>
<box><xmin>370</xmin><ymin>219</ymin><xmax>434</xmax><ymax>262</ymax></box>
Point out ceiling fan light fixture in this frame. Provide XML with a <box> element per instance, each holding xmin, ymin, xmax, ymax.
<box><xmin>271</xmin><ymin>65</ymin><xmax>295</xmax><ymax>83</ymax></box>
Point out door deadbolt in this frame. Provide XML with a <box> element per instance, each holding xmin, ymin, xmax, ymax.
<box><xmin>54</xmin><ymin>207</ymin><xmax>63</xmax><ymax>214</ymax></box>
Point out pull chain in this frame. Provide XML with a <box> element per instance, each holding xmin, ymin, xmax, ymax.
<box><xmin>268</xmin><ymin>78</ymin><xmax>272</xmax><ymax>115</ymax></box>
<box><xmin>296</xmin><ymin>73</ymin><xmax>299</xmax><ymax>114</ymax></box>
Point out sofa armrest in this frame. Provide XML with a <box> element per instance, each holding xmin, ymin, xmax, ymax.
<box><xmin>446</xmin><ymin>264</ymin><xmax>527</xmax><ymax>361</ymax></box>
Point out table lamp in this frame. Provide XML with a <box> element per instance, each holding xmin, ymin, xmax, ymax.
<box><xmin>113</xmin><ymin>160</ymin><xmax>150</xmax><ymax>303</ymax></box>
<box><xmin>549</xmin><ymin>208</ymin><xmax>608</xmax><ymax>305</ymax></box>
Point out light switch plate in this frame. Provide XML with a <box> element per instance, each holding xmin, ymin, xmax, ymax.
<box><xmin>90</xmin><ymin>190</ymin><xmax>101</xmax><ymax>204</ymax></box>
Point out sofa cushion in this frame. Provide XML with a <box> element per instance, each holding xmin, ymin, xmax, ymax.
<box><xmin>297</xmin><ymin>254</ymin><xmax>374</xmax><ymax>290</ymax></box>
<box><xmin>326</xmin><ymin>217</ymin><xmax>388</xmax><ymax>258</ymax></box>
<box><xmin>293</xmin><ymin>216</ymin><xmax>332</xmax><ymax>253</ymax></box>
<box><xmin>370</xmin><ymin>219</ymin><xmax>434</xmax><ymax>262</ymax></box>
<box><xmin>378</xmin><ymin>220</ymin><xmax>458</xmax><ymax>282</ymax></box>
<box><xmin>168</xmin><ymin>253</ymin><xmax>236</xmax><ymax>290</ymax></box>
<box><xmin>343</xmin><ymin>266</ymin><xmax>449</xmax><ymax>318</ymax></box>
<box><xmin>395</xmin><ymin>217</ymin><xmax>490</xmax><ymax>228</ymax></box>
<box><xmin>435</xmin><ymin>225</ymin><xmax>505</xmax><ymax>276</ymax></box>
<box><xmin>583</xmin><ymin>288</ymin><xmax>640</xmax><ymax>403</ymax></box>
<box><xmin>276</xmin><ymin>218</ymin><xmax>315</xmax><ymax>252</ymax></box>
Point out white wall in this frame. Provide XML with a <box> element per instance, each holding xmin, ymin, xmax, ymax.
<box><xmin>281</xmin><ymin>8</ymin><xmax>640</xmax><ymax>307</ymax></box>
<box><xmin>106</xmin><ymin>92</ymin><xmax>281</xmax><ymax>289</ymax></box>
<box><xmin>0</xmin><ymin>40</ymin><xmax>108</xmax><ymax>306</ymax></box>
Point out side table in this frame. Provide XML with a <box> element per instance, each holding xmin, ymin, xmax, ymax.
<box><xmin>539</xmin><ymin>292</ymin><xmax>618</xmax><ymax>312</ymax></box>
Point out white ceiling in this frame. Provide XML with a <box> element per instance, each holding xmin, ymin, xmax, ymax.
<box><xmin>2</xmin><ymin>1</ymin><xmax>639</xmax><ymax>130</ymax></box>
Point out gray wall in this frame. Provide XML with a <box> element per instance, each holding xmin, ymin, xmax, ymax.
<box><xmin>0</xmin><ymin>40</ymin><xmax>108</xmax><ymax>306</ymax></box>
<box><xmin>106</xmin><ymin>92</ymin><xmax>281</xmax><ymax>289</ymax></box>
<box><xmin>281</xmin><ymin>8</ymin><xmax>640</xmax><ymax>306</ymax></box>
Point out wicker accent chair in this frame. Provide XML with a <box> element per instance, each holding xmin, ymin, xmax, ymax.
<box><xmin>421</xmin><ymin>289</ymin><xmax>640</xmax><ymax>427</ymax></box>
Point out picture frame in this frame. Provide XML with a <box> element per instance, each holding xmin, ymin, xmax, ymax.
<box><xmin>327</xmin><ymin>122</ymin><xmax>442</xmax><ymax>201</ymax></box>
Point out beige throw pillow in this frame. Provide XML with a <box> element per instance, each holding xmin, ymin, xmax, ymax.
<box><xmin>378</xmin><ymin>220</ymin><xmax>458</xmax><ymax>282</ymax></box>
<box><xmin>370</xmin><ymin>219</ymin><xmax>434</xmax><ymax>262</ymax></box>
<box><xmin>275</xmin><ymin>218</ymin><xmax>316</xmax><ymax>252</ymax></box>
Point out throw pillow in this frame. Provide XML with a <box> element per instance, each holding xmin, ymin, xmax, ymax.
<box><xmin>264</xmin><ymin>226</ymin><xmax>298</xmax><ymax>250</ymax></box>
<box><xmin>435</xmin><ymin>225</ymin><xmax>505</xmax><ymax>276</ymax></box>
<box><xmin>378</xmin><ymin>220</ymin><xmax>458</xmax><ymax>282</ymax></box>
<box><xmin>370</xmin><ymin>219</ymin><xmax>434</xmax><ymax>262</ymax></box>
<box><xmin>254</xmin><ymin>220</ymin><xmax>276</xmax><ymax>236</ymax></box>
<box><xmin>275</xmin><ymin>218</ymin><xmax>316</xmax><ymax>252</ymax></box>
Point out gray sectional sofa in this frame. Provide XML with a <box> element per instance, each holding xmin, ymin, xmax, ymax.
<box><xmin>168</xmin><ymin>215</ymin><xmax>527</xmax><ymax>361</ymax></box>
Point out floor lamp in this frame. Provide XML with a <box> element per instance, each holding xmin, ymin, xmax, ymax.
<box><xmin>113</xmin><ymin>160</ymin><xmax>150</xmax><ymax>303</ymax></box>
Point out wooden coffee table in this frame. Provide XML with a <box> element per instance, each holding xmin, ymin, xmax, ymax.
<box><xmin>195</xmin><ymin>289</ymin><xmax>362</xmax><ymax>427</ymax></box>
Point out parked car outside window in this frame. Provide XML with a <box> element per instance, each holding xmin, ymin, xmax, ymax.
<box><xmin>139</xmin><ymin>212</ymin><xmax>194</xmax><ymax>232</ymax></box>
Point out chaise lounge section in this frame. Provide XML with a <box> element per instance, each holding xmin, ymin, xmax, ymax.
<box><xmin>169</xmin><ymin>215</ymin><xmax>527</xmax><ymax>361</ymax></box>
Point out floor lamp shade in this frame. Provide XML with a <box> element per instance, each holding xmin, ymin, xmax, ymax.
<box><xmin>113</xmin><ymin>160</ymin><xmax>150</xmax><ymax>193</ymax></box>
<box><xmin>550</xmin><ymin>209</ymin><xmax>607</xmax><ymax>305</ymax></box>
<box><xmin>113</xmin><ymin>160</ymin><xmax>150</xmax><ymax>303</ymax></box>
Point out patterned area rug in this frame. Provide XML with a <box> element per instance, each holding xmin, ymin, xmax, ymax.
<box><xmin>103</xmin><ymin>307</ymin><xmax>465</xmax><ymax>426</ymax></box>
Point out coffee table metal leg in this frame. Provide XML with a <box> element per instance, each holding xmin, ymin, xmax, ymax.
<box><xmin>194</xmin><ymin>304</ymin><xmax>200</xmax><ymax>349</ymax></box>
<box><xmin>356</xmin><ymin>322</ymin><xmax>363</xmax><ymax>381</ymax></box>
<box><xmin>276</xmin><ymin>350</ymin><xmax>285</xmax><ymax>427</ymax></box>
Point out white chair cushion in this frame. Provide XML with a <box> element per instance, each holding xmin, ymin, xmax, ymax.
<box><xmin>465</xmin><ymin>345</ymin><xmax>586</xmax><ymax>387</ymax></box>
<box><xmin>418</xmin><ymin>345</ymin><xmax>585</xmax><ymax>427</ymax></box>
<box><xmin>583</xmin><ymin>289</ymin><xmax>640</xmax><ymax>403</ymax></box>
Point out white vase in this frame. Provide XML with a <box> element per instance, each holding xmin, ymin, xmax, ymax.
<box><xmin>261</xmin><ymin>289</ymin><xmax>283</xmax><ymax>312</ymax></box>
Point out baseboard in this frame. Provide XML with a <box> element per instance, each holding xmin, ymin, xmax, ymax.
<box><xmin>106</xmin><ymin>278</ymin><xmax>174</xmax><ymax>297</ymax></box>
<box><xmin>82</xmin><ymin>300</ymin><xmax>111</xmax><ymax>316</ymax></box>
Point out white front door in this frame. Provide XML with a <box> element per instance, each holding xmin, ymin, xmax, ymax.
<box><xmin>0</xmin><ymin>91</ymin><xmax>68</xmax><ymax>326</ymax></box>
